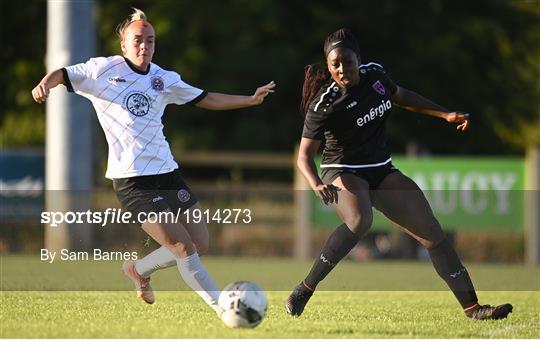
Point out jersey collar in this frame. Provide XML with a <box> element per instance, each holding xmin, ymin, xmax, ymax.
<box><xmin>123</xmin><ymin>57</ymin><xmax>151</xmax><ymax>75</ymax></box>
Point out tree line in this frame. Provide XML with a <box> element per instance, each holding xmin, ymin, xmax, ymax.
<box><xmin>2</xmin><ymin>0</ymin><xmax>539</xmax><ymax>155</ymax></box>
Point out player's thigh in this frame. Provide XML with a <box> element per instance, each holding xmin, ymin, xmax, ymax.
<box><xmin>159</xmin><ymin>170</ymin><xmax>208</xmax><ymax>251</ymax></box>
<box><xmin>332</xmin><ymin>173</ymin><xmax>373</xmax><ymax>236</ymax></box>
<box><xmin>113</xmin><ymin>173</ymin><xmax>197</xmax><ymax>255</ymax></box>
<box><xmin>160</xmin><ymin>170</ymin><xmax>199</xmax><ymax>214</ymax></box>
<box><xmin>370</xmin><ymin>171</ymin><xmax>444</xmax><ymax>247</ymax></box>
<box><xmin>179</xmin><ymin>202</ymin><xmax>210</xmax><ymax>254</ymax></box>
<box><xmin>141</xmin><ymin>210</ymin><xmax>195</xmax><ymax>256</ymax></box>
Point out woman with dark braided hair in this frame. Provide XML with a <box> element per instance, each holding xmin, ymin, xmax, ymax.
<box><xmin>285</xmin><ymin>28</ymin><xmax>512</xmax><ymax>320</ymax></box>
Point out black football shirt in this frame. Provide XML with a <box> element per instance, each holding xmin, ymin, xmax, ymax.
<box><xmin>302</xmin><ymin>62</ymin><xmax>398</xmax><ymax>169</ymax></box>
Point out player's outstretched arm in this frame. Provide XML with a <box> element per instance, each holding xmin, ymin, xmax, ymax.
<box><xmin>391</xmin><ymin>86</ymin><xmax>470</xmax><ymax>131</ymax></box>
<box><xmin>195</xmin><ymin>81</ymin><xmax>276</xmax><ymax>110</ymax></box>
<box><xmin>32</xmin><ymin>69</ymin><xmax>65</xmax><ymax>104</ymax></box>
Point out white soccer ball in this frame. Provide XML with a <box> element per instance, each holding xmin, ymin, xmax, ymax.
<box><xmin>218</xmin><ymin>281</ymin><xmax>268</xmax><ymax>328</ymax></box>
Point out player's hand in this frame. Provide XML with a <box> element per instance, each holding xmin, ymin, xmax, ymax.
<box><xmin>32</xmin><ymin>83</ymin><xmax>50</xmax><ymax>104</ymax></box>
<box><xmin>251</xmin><ymin>81</ymin><xmax>276</xmax><ymax>105</ymax></box>
<box><xmin>313</xmin><ymin>183</ymin><xmax>341</xmax><ymax>205</ymax></box>
<box><xmin>445</xmin><ymin>111</ymin><xmax>470</xmax><ymax>131</ymax></box>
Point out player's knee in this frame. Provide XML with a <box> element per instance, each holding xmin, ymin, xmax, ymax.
<box><xmin>194</xmin><ymin>240</ymin><xmax>209</xmax><ymax>255</ymax></box>
<box><xmin>418</xmin><ymin>230</ymin><xmax>446</xmax><ymax>250</ymax></box>
<box><xmin>418</xmin><ymin>239</ymin><xmax>435</xmax><ymax>249</ymax></box>
<box><xmin>167</xmin><ymin>241</ymin><xmax>195</xmax><ymax>258</ymax></box>
<box><xmin>344</xmin><ymin>211</ymin><xmax>373</xmax><ymax>237</ymax></box>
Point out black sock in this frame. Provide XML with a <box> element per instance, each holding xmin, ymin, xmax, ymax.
<box><xmin>428</xmin><ymin>238</ymin><xmax>478</xmax><ymax>309</ymax></box>
<box><xmin>304</xmin><ymin>224</ymin><xmax>359</xmax><ymax>290</ymax></box>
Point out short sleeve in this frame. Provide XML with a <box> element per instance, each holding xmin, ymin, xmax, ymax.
<box><xmin>373</xmin><ymin>64</ymin><xmax>398</xmax><ymax>94</ymax></box>
<box><xmin>302</xmin><ymin>104</ymin><xmax>331</xmax><ymax>140</ymax></box>
<box><xmin>63</xmin><ymin>58</ymin><xmax>99</xmax><ymax>95</ymax></box>
<box><xmin>379</xmin><ymin>70</ymin><xmax>398</xmax><ymax>95</ymax></box>
<box><xmin>167</xmin><ymin>73</ymin><xmax>207</xmax><ymax>105</ymax></box>
<box><xmin>361</xmin><ymin>62</ymin><xmax>398</xmax><ymax>95</ymax></box>
<box><xmin>302</xmin><ymin>82</ymin><xmax>337</xmax><ymax>140</ymax></box>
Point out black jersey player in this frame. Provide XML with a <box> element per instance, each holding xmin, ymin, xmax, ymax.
<box><xmin>285</xmin><ymin>28</ymin><xmax>512</xmax><ymax>321</ymax></box>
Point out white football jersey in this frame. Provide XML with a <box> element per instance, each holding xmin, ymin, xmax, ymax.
<box><xmin>63</xmin><ymin>55</ymin><xmax>206</xmax><ymax>179</ymax></box>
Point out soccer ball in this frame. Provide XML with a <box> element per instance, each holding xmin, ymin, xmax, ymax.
<box><xmin>218</xmin><ymin>281</ymin><xmax>268</xmax><ymax>328</ymax></box>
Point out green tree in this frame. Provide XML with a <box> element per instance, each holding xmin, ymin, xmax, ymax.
<box><xmin>3</xmin><ymin>0</ymin><xmax>539</xmax><ymax>153</ymax></box>
<box><xmin>1</xmin><ymin>0</ymin><xmax>46</xmax><ymax>147</ymax></box>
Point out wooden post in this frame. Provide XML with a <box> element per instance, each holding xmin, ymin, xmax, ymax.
<box><xmin>293</xmin><ymin>145</ymin><xmax>311</xmax><ymax>260</ymax></box>
<box><xmin>525</xmin><ymin>146</ymin><xmax>540</xmax><ymax>266</ymax></box>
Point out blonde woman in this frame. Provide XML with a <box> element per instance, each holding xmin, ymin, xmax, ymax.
<box><xmin>32</xmin><ymin>8</ymin><xmax>275</xmax><ymax>316</ymax></box>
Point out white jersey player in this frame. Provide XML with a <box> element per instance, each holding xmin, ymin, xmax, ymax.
<box><xmin>32</xmin><ymin>8</ymin><xmax>275</xmax><ymax>316</ymax></box>
<box><xmin>63</xmin><ymin>54</ymin><xmax>210</xmax><ymax>179</ymax></box>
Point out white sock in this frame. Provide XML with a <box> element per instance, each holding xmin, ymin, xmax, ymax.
<box><xmin>177</xmin><ymin>253</ymin><xmax>221</xmax><ymax>314</ymax></box>
<box><xmin>135</xmin><ymin>246</ymin><xmax>176</xmax><ymax>278</ymax></box>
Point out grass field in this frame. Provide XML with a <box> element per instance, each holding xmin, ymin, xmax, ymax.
<box><xmin>1</xmin><ymin>255</ymin><xmax>539</xmax><ymax>338</ymax></box>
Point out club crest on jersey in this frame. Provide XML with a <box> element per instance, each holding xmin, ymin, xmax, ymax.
<box><xmin>177</xmin><ymin>189</ymin><xmax>191</xmax><ymax>203</ymax></box>
<box><xmin>372</xmin><ymin>80</ymin><xmax>386</xmax><ymax>95</ymax></box>
<box><xmin>124</xmin><ymin>91</ymin><xmax>151</xmax><ymax>117</ymax></box>
<box><xmin>151</xmin><ymin>76</ymin><xmax>164</xmax><ymax>92</ymax></box>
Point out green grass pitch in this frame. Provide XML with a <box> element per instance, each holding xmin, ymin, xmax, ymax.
<box><xmin>1</xmin><ymin>255</ymin><xmax>539</xmax><ymax>338</ymax></box>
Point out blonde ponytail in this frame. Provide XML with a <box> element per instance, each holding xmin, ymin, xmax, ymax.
<box><xmin>116</xmin><ymin>8</ymin><xmax>149</xmax><ymax>39</ymax></box>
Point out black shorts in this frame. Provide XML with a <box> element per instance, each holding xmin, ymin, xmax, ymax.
<box><xmin>112</xmin><ymin>169</ymin><xmax>198</xmax><ymax>224</ymax></box>
<box><xmin>320</xmin><ymin>162</ymin><xmax>400</xmax><ymax>189</ymax></box>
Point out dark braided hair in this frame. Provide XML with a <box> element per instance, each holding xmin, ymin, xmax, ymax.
<box><xmin>300</xmin><ymin>63</ymin><xmax>331</xmax><ymax>117</ymax></box>
<box><xmin>300</xmin><ymin>28</ymin><xmax>360</xmax><ymax>116</ymax></box>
